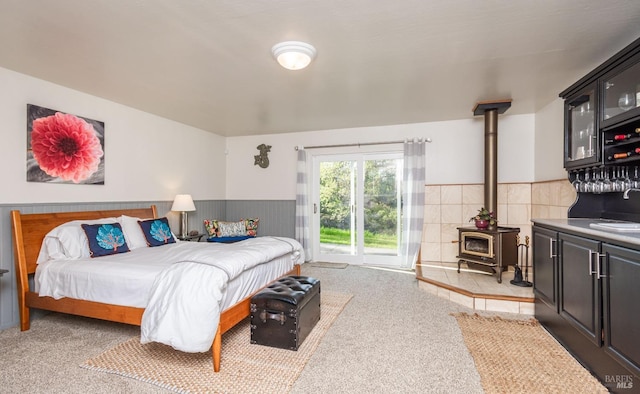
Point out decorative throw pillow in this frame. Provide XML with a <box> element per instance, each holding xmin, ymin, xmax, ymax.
<box><xmin>81</xmin><ymin>223</ymin><xmax>130</xmax><ymax>258</ymax></box>
<box><xmin>219</xmin><ymin>220</ymin><xmax>247</xmax><ymax>237</ymax></box>
<box><xmin>138</xmin><ymin>217</ymin><xmax>176</xmax><ymax>247</ymax></box>
<box><xmin>243</xmin><ymin>218</ymin><xmax>259</xmax><ymax>236</ymax></box>
<box><xmin>204</xmin><ymin>219</ymin><xmax>220</xmax><ymax>237</ymax></box>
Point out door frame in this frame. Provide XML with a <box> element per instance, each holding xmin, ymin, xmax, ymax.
<box><xmin>310</xmin><ymin>150</ymin><xmax>403</xmax><ymax>266</ymax></box>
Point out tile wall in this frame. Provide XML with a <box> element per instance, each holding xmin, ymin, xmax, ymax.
<box><xmin>421</xmin><ymin>179</ymin><xmax>576</xmax><ymax>263</ymax></box>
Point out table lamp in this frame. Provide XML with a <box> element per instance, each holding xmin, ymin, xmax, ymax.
<box><xmin>171</xmin><ymin>194</ymin><xmax>196</xmax><ymax>238</ymax></box>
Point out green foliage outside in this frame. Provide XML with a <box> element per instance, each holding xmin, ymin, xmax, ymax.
<box><xmin>319</xmin><ymin>159</ymin><xmax>400</xmax><ymax>249</ymax></box>
<box><xmin>320</xmin><ymin>227</ymin><xmax>397</xmax><ymax>249</ymax></box>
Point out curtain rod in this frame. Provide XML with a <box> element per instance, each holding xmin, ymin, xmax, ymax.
<box><xmin>294</xmin><ymin>138</ymin><xmax>432</xmax><ymax>150</ymax></box>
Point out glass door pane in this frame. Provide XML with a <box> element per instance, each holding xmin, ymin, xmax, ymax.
<box><xmin>602</xmin><ymin>59</ymin><xmax>640</xmax><ymax>124</ymax></box>
<box><xmin>363</xmin><ymin>158</ymin><xmax>401</xmax><ymax>256</ymax></box>
<box><xmin>319</xmin><ymin>160</ymin><xmax>356</xmax><ymax>256</ymax></box>
<box><xmin>566</xmin><ymin>89</ymin><xmax>596</xmax><ymax>163</ymax></box>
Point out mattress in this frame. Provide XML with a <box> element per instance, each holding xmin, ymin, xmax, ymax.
<box><xmin>34</xmin><ymin>240</ymin><xmax>297</xmax><ymax>309</ymax></box>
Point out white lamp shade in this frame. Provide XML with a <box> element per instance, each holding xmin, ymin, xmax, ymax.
<box><xmin>171</xmin><ymin>194</ymin><xmax>196</xmax><ymax>212</ymax></box>
<box><xmin>272</xmin><ymin>41</ymin><xmax>316</xmax><ymax>70</ymax></box>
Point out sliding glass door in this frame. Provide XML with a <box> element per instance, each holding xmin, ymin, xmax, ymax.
<box><xmin>312</xmin><ymin>152</ymin><xmax>402</xmax><ymax>266</ymax></box>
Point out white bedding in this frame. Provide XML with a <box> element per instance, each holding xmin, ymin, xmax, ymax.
<box><xmin>35</xmin><ymin>236</ymin><xmax>304</xmax><ymax>352</ymax></box>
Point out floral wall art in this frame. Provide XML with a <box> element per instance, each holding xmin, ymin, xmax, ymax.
<box><xmin>27</xmin><ymin>104</ymin><xmax>105</xmax><ymax>184</ymax></box>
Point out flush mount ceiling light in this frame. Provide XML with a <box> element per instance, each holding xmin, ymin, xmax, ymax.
<box><xmin>271</xmin><ymin>41</ymin><xmax>316</xmax><ymax>70</ymax></box>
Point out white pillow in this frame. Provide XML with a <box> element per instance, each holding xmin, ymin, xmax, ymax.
<box><xmin>117</xmin><ymin>215</ymin><xmax>151</xmax><ymax>250</ymax></box>
<box><xmin>36</xmin><ymin>217</ymin><xmax>118</xmax><ymax>263</ymax></box>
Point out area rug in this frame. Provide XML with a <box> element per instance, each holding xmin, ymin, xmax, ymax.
<box><xmin>453</xmin><ymin>313</ymin><xmax>608</xmax><ymax>394</ymax></box>
<box><xmin>82</xmin><ymin>291</ymin><xmax>353</xmax><ymax>393</ymax></box>
<box><xmin>307</xmin><ymin>262</ymin><xmax>348</xmax><ymax>269</ymax></box>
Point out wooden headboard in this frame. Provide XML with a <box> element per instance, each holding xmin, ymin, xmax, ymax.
<box><xmin>11</xmin><ymin>206</ymin><xmax>157</xmax><ymax>276</ymax></box>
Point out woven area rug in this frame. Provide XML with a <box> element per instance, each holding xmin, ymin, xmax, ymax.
<box><xmin>453</xmin><ymin>313</ymin><xmax>608</xmax><ymax>394</ymax></box>
<box><xmin>82</xmin><ymin>291</ymin><xmax>352</xmax><ymax>393</ymax></box>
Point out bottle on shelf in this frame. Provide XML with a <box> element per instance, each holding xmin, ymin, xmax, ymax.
<box><xmin>607</xmin><ymin>147</ymin><xmax>640</xmax><ymax>161</ymax></box>
<box><xmin>605</xmin><ymin>128</ymin><xmax>640</xmax><ymax>144</ymax></box>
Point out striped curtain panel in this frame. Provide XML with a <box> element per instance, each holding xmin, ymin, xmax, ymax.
<box><xmin>295</xmin><ymin>148</ymin><xmax>310</xmax><ymax>261</ymax></box>
<box><xmin>400</xmin><ymin>140</ymin><xmax>426</xmax><ymax>269</ymax></box>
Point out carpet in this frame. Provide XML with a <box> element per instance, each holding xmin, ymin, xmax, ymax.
<box><xmin>453</xmin><ymin>313</ymin><xmax>608</xmax><ymax>394</ymax></box>
<box><xmin>307</xmin><ymin>262</ymin><xmax>348</xmax><ymax>269</ymax></box>
<box><xmin>82</xmin><ymin>291</ymin><xmax>352</xmax><ymax>394</ymax></box>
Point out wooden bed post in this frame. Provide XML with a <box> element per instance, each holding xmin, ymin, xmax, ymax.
<box><xmin>212</xmin><ymin>327</ymin><xmax>222</xmax><ymax>372</ymax></box>
<box><xmin>11</xmin><ymin>210</ymin><xmax>31</xmax><ymax>331</ymax></box>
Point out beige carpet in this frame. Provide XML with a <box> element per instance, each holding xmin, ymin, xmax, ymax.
<box><xmin>453</xmin><ymin>313</ymin><xmax>608</xmax><ymax>394</ymax></box>
<box><xmin>82</xmin><ymin>291</ymin><xmax>352</xmax><ymax>393</ymax></box>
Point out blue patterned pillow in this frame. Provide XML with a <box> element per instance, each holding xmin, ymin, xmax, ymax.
<box><xmin>81</xmin><ymin>223</ymin><xmax>130</xmax><ymax>258</ymax></box>
<box><xmin>138</xmin><ymin>217</ymin><xmax>176</xmax><ymax>247</ymax></box>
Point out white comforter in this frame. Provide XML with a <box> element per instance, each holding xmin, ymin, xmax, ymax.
<box><xmin>140</xmin><ymin>236</ymin><xmax>303</xmax><ymax>352</ymax></box>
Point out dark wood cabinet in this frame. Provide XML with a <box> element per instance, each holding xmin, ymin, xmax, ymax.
<box><xmin>533</xmin><ymin>223</ymin><xmax>640</xmax><ymax>393</ymax></box>
<box><xmin>531</xmin><ymin>226</ymin><xmax>557</xmax><ymax>310</ymax></box>
<box><xmin>602</xmin><ymin>244</ymin><xmax>640</xmax><ymax>378</ymax></box>
<box><xmin>561</xmin><ymin>37</ymin><xmax>640</xmax><ymax>171</ymax></box>
<box><xmin>558</xmin><ymin>233</ymin><xmax>601</xmax><ymax>347</ymax></box>
<box><xmin>546</xmin><ymin>35</ymin><xmax>640</xmax><ymax>394</ymax></box>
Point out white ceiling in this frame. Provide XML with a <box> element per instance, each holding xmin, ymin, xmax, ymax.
<box><xmin>1</xmin><ymin>1</ymin><xmax>640</xmax><ymax>137</ymax></box>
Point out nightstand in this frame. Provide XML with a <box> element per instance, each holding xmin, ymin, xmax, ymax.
<box><xmin>177</xmin><ymin>233</ymin><xmax>204</xmax><ymax>242</ymax></box>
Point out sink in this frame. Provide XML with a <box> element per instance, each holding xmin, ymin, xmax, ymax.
<box><xmin>589</xmin><ymin>222</ymin><xmax>640</xmax><ymax>232</ymax></box>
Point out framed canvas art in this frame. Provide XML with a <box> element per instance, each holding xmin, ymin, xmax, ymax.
<box><xmin>27</xmin><ymin>104</ymin><xmax>105</xmax><ymax>184</ymax></box>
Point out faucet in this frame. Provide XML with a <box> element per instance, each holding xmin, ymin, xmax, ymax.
<box><xmin>623</xmin><ymin>188</ymin><xmax>640</xmax><ymax>199</ymax></box>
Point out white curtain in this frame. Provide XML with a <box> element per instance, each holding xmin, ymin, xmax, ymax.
<box><xmin>295</xmin><ymin>148</ymin><xmax>310</xmax><ymax>261</ymax></box>
<box><xmin>400</xmin><ymin>140</ymin><xmax>426</xmax><ymax>269</ymax></box>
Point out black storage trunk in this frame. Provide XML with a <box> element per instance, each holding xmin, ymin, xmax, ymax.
<box><xmin>250</xmin><ymin>276</ymin><xmax>321</xmax><ymax>351</ymax></box>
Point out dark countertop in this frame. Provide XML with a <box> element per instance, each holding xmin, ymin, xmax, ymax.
<box><xmin>532</xmin><ymin>218</ymin><xmax>640</xmax><ymax>249</ymax></box>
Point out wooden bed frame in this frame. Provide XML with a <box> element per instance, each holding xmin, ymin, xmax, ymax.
<box><xmin>10</xmin><ymin>205</ymin><xmax>300</xmax><ymax>372</ymax></box>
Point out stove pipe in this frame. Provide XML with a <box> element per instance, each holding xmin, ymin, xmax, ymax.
<box><xmin>473</xmin><ymin>100</ymin><xmax>512</xmax><ymax>223</ymax></box>
<box><xmin>484</xmin><ymin>109</ymin><xmax>498</xmax><ymax>219</ymax></box>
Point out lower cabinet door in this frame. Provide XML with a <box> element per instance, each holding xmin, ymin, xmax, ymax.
<box><xmin>602</xmin><ymin>244</ymin><xmax>640</xmax><ymax>376</ymax></box>
<box><xmin>532</xmin><ymin>226</ymin><xmax>557</xmax><ymax>309</ymax></box>
<box><xmin>558</xmin><ymin>233</ymin><xmax>601</xmax><ymax>347</ymax></box>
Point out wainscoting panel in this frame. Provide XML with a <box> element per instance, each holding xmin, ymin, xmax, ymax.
<box><xmin>224</xmin><ymin>200</ymin><xmax>296</xmax><ymax>238</ymax></box>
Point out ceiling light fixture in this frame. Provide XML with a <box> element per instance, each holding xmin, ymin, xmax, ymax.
<box><xmin>272</xmin><ymin>41</ymin><xmax>316</xmax><ymax>71</ymax></box>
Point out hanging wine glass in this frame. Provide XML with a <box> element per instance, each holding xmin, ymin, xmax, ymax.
<box><xmin>572</xmin><ymin>170</ymin><xmax>582</xmax><ymax>192</ymax></box>
<box><xmin>602</xmin><ymin>167</ymin><xmax>613</xmax><ymax>193</ymax></box>
<box><xmin>623</xmin><ymin>166</ymin><xmax>632</xmax><ymax>191</ymax></box>
<box><xmin>593</xmin><ymin>169</ymin><xmax>603</xmax><ymax>194</ymax></box>
<box><xmin>581</xmin><ymin>169</ymin><xmax>592</xmax><ymax>193</ymax></box>
<box><xmin>613</xmin><ymin>167</ymin><xmax>624</xmax><ymax>192</ymax></box>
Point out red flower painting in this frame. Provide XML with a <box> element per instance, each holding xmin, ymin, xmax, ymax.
<box><xmin>30</xmin><ymin>111</ymin><xmax>104</xmax><ymax>183</ymax></box>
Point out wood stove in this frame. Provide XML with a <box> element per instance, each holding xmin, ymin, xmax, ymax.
<box><xmin>456</xmin><ymin>99</ymin><xmax>521</xmax><ymax>283</ymax></box>
<box><xmin>456</xmin><ymin>226</ymin><xmax>520</xmax><ymax>283</ymax></box>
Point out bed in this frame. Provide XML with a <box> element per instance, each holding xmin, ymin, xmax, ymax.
<box><xmin>11</xmin><ymin>205</ymin><xmax>302</xmax><ymax>372</ymax></box>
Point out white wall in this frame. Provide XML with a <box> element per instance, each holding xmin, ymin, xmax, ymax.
<box><xmin>225</xmin><ymin>114</ymin><xmax>536</xmax><ymax>200</ymax></box>
<box><xmin>0</xmin><ymin>67</ymin><xmax>226</xmax><ymax>203</ymax></box>
<box><xmin>533</xmin><ymin>98</ymin><xmax>566</xmax><ymax>182</ymax></box>
<box><xmin>1</xmin><ymin>64</ymin><xmax>558</xmax><ymax>205</ymax></box>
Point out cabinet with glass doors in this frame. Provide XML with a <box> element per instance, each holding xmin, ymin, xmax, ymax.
<box><xmin>564</xmin><ymin>84</ymin><xmax>598</xmax><ymax>169</ymax></box>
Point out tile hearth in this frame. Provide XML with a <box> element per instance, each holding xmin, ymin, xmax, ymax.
<box><xmin>416</xmin><ymin>261</ymin><xmax>534</xmax><ymax>315</ymax></box>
